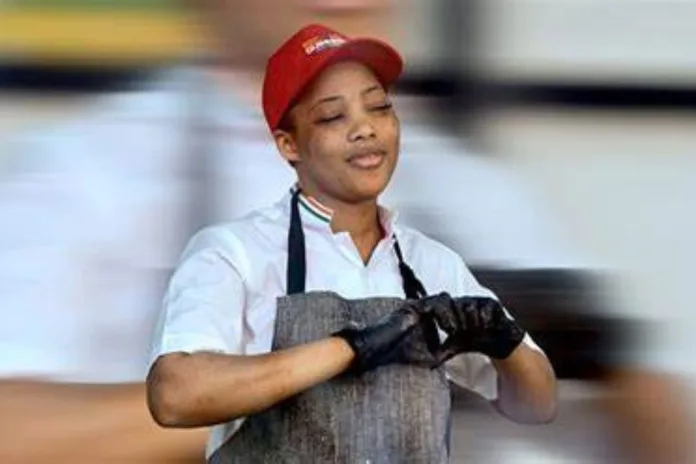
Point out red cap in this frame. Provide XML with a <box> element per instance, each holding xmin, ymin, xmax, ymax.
<box><xmin>262</xmin><ymin>23</ymin><xmax>403</xmax><ymax>132</ymax></box>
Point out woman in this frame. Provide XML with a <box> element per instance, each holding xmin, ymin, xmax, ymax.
<box><xmin>147</xmin><ymin>23</ymin><xmax>556</xmax><ymax>463</ymax></box>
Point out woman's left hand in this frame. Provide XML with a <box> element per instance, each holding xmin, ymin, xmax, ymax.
<box><xmin>413</xmin><ymin>293</ymin><xmax>527</xmax><ymax>366</ymax></box>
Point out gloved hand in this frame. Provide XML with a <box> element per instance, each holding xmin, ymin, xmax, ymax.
<box><xmin>417</xmin><ymin>292</ymin><xmax>526</xmax><ymax>366</ymax></box>
<box><xmin>333</xmin><ymin>304</ymin><xmax>442</xmax><ymax>374</ymax></box>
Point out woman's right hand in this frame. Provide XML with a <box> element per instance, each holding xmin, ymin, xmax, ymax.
<box><xmin>332</xmin><ymin>304</ymin><xmax>442</xmax><ymax>374</ymax></box>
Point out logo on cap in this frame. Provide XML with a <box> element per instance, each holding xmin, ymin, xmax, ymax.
<box><xmin>302</xmin><ymin>35</ymin><xmax>347</xmax><ymax>56</ymax></box>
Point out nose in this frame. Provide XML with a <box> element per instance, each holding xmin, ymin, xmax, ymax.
<box><xmin>348</xmin><ymin>114</ymin><xmax>377</xmax><ymax>142</ymax></box>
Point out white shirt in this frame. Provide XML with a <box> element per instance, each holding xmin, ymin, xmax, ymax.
<box><xmin>149</xmin><ymin>188</ymin><xmax>542</xmax><ymax>457</ymax></box>
<box><xmin>0</xmin><ymin>67</ymin><xmax>578</xmax><ymax>383</ymax></box>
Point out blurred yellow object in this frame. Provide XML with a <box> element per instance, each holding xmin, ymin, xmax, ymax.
<box><xmin>0</xmin><ymin>8</ymin><xmax>198</xmax><ymax>67</ymax></box>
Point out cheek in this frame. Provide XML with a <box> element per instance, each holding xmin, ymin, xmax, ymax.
<box><xmin>382</xmin><ymin>117</ymin><xmax>400</xmax><ymax>153</ymax></box>
<box><xmin>306</xmin><ymin>133</ymin><xmax>345</xmax><ymax>166</ymax></box>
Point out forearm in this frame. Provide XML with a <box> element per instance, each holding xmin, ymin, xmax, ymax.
<box><xmin>148</xmin><ymin>336</ymin><xmax>355</xmax><ymax>428</ymax></box>
<box><xmin>0</xmin><ymin>380</ymin><xmax>207</xmax><ymax>464</ymax></box>
<box><xmin>491</xmin><ymin>344</ymin><xmax>558</xmax><ymax>424</ymax></box>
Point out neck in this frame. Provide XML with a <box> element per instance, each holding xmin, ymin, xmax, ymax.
<box><xmin>330</xmin><ymin>201</ymin><xmax>382</xmax><ymax>241</ymax></box>
<box><xmin>332</xmin><ymin>201</ymin><xmax>384</xmax><ymax>265</ymax></box>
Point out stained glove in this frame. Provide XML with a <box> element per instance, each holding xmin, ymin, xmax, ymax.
<box><xmin>417</xmin><ymin>292</ymin><xmax>526</xmax><ymax>366</ymax></box>
<box><xmin>333</xmin><ymin>304</ymin><xmax>441</xmax><ymax>374</ymax></box>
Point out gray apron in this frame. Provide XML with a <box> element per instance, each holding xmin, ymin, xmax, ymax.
<box><xmin>209</xmin><ymin>190</ymin><xmax>452</xmax><ymax>463</ymax></box>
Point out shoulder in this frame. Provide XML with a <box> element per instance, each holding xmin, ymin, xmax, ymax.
<box><xmin>395</xmin><ymin>224</ymin><xmax>467</xmax><ymax>281</ymax></box>
<box><xmin>181</xmin><ymin>201</ymin><xmax>288</xmax><ymax>272</ymax></box>
<box><xmin>395</xmin><ymin>223</ymin><xmax>462</xmax><ymax>266</ymax></box>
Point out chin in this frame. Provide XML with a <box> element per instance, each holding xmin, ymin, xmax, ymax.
<box><xmin>350</xmin><ymin>175</ymin><xmax>390</xmax><ymax>202</ymax></box>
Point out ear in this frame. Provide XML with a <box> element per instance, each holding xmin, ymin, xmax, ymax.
<box><xmin>273</xmin><ymin>130</ymin><xmax>301</xmax><ymax>165</ymax></box>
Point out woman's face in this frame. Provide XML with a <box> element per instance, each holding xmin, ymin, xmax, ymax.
<box><xmin>276</xmin><ymin>61</ymin><xmax>400</xmax><ymax>206</ymax></box>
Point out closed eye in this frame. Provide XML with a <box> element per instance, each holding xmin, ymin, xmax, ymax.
<box><xmin>315</xmin><ymin>114</ymin><xmax>344</xmax><ymax>125</ymax></box>
<box><xmin>370</xmin><ymin>103</ymin><xmax>393</xmax><ymax>112</ymax></box>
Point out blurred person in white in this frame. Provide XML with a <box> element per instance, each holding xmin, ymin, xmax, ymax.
<box><xmin>0</xmin><ymin>1</ymin><xmax>691</xmax><ymax>463</ymax></box>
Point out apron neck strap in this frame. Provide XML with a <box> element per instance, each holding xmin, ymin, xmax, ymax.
<box><xmin>287</xmin><ymin>188</ymin><xmax>307</xmax><ymax>295</ymax></box>
<box><xmin>287</xmin><ymin>189</ymin><xmax>427</xmax><ymax>299</ymax></box>
<box><xmin>392</xmin><ymin>237</ymin><xmax>428</xmax><ymax>299</ymax></box>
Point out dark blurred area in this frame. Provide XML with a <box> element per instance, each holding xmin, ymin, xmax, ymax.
<box><xmin>1</xmin><ymin>1</ymin><xmax>694</xmax><ymax>463</ymax></box>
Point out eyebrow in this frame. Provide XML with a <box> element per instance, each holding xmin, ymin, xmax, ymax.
<box><xmin>309</xmin><ymin>85</ymin><xmax>384</xmax><ymax>111</ymax></box>
<box><xmin>362</xmin><ymin>85</ymin><xmax>382</xmax><ymax>96</ymax></box>
<box><xmin>310</xmin><ymin>95</ymin><xmax>342</xmax><ymax>112</ymax></box>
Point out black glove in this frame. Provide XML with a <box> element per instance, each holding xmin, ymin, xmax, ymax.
<box><xmin>333</xmin><ymin>304</ymin><xmax>442</xmax><ymax>374</ymax></box>
<box><xmin>418</xmin><ymin>292</ymin><xmax>526</xmax><ymax>365</ymax></box>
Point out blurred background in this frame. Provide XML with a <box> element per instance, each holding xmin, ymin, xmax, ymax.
<box><xmin>1</xmin><ymin>1</ymin><xmax>694</xmax><ymax>463</ymax></box>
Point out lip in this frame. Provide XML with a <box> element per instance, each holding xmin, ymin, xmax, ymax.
<box><xmin>346</xmin><ymin>150</ymin><xmax>387</xmax><ymax>170</ymax></box>
<box><xmin>347</xmin><ymin>147</ymin><xmax>386</xmax><ymax>160</ymax></box>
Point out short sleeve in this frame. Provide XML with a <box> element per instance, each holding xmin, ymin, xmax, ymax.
<box><xmin>148</xmin><ymin>227</ymin><xmax>248</xmax><ymax>368</ymax></box>
<box><xmin>442</xmin><ymin>254</ymin><xmax>545</xmax><ymax>400</ymax></box>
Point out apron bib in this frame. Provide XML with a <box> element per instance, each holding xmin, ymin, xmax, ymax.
<box><xmin>209</xmin><ymin>190</ymin><xmax>452</xmax><ymax>463</ymax></box>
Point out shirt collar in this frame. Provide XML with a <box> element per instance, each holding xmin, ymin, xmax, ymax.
<box><xmin>284</xmin><ymin>185</ymin><xmax>398</xmax><ymax>237</ymax></box>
